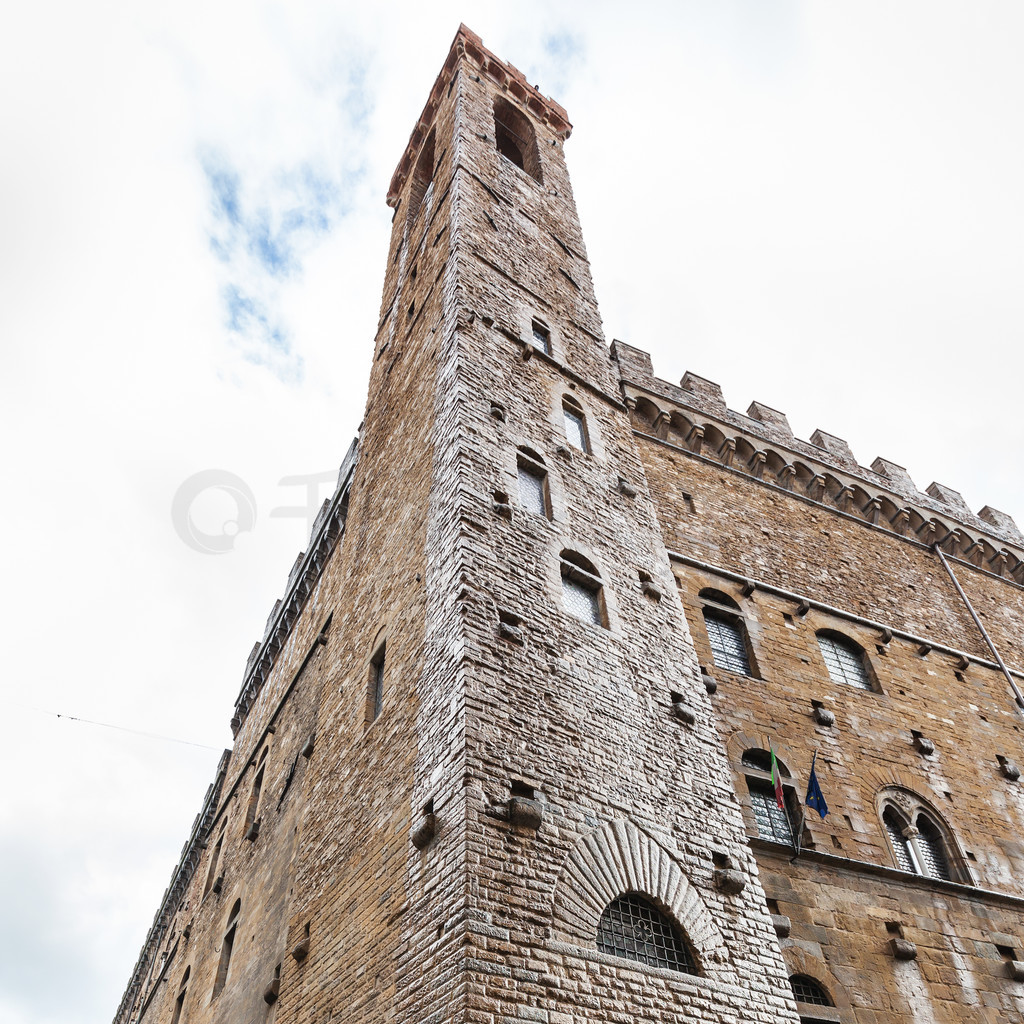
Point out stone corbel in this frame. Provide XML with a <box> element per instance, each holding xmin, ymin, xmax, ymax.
<box><xmin>890</xmin><ymin>508</ymin><xmax>911</xmax><ymax>535</ymax></box>
<box><xmin>719</xmin><ymin>438</ymin><xmax>736</xmax><ymax>467</ymax></box>
<box><xmin>687</xmin><ymin>424</ymin><xmax>705</xmax><ymax>455</ymax></box>
<box><xmin>777</xmin><ymin>465</ymin><xmax>796</xmax><ymax>490</ymax></box>
<box><xmin>863</xmin><ymin>498</ymin><xmax>882</xmax><ymax>525</ymax></box>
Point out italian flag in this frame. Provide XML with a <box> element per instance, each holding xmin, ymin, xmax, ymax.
<box><xmin>770</xmin><ymin>747</ymin><xmax>785</xmax><ymax>810</ymax></box>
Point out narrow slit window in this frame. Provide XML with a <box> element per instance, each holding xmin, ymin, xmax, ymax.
<box><xmin>369</xmin><ymin>643</ymin><xmax>386</xmax><ymax>722</ymax></box>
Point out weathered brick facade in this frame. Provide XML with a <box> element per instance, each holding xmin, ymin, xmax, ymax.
<box><xmin>116</xmin><ymin>26</ymin><xmax>1024</xmax><ymax>1024</ymax></box>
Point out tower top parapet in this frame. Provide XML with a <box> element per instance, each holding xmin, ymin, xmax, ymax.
<box><xmin>387</xmin><ymin>24</ymin><xmax>572</xmax><ymax>207</ymax></box>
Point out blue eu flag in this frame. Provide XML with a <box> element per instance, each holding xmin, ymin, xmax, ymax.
<box><xmin>805</xmin><ymin>753</ymin><xmax>829</xmax><ymax>820</ymax></box>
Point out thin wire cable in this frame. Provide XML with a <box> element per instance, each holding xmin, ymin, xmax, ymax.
<box><xmin>7</xmin><ymin>700</ymin><xmax>222</xmax><ymax>751</ymax></box>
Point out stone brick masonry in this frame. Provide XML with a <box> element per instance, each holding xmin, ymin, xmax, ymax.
<box><xmin>115</xmin><ymin>25</ymin><xmax>1024</xmax><ymax>1024</ymax></box>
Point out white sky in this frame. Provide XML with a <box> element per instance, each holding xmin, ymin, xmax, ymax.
<box><xmin>2</xmin><ymin>3</ymin><xmax>1023</xmax><ymax>1021</ymax></box>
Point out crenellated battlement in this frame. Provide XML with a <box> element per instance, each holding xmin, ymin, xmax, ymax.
<box><xmin>612</xmin><ymin>340</ymin><xmax>1024</xmax><ymax>581</ymax></box>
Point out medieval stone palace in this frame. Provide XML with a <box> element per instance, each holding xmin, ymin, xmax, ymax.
<box><xmin>116</xmin><ymin>26</ymin><xmax>1024</xmax><ymax>1024</ymax></box>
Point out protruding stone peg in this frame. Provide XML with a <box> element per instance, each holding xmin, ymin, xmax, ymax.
<box><xmin>509</xmin><ymin>797</ymin><xmax>543</xmax><ymax>830</ymax></box>
<box><xmin>890</xmin><ymin>938</ymin><xmax>918</xmax><ymax>961</ymax></box>
<box><xmin>411</xmin><ymin>813</ymin><xmax>437</xmax><ymax>850</ymax></box>
<box><xmin>714</xmin><ymin>868</ymin><xmax>746</xmax><ymax>895</ymax></box>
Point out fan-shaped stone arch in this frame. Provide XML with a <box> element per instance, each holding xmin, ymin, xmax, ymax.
<box><xmin>550</xmin><ymin>819</ymin><xmax>725</xmax><ymax>970</ymax></box>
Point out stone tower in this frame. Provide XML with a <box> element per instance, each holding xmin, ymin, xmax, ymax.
<box><xmin>115</xmin><ymin>25</ymin><xmax>800</xmax><ymax>1024</ymax></box>
<box><xmin>117</xmin><ymin>24</ymin><xmax>1024</xmax><ymax>1024</ymax></box>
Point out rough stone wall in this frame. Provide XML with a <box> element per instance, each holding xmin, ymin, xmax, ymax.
<box><xmin>443</xmin><ymin>42</ymin><xmax>802</xmax><ymax>1024</ymax></box>
<box><xmin>118</xmin><ymin>25</ymin><xmax>1024</xmax><ymax>1024</ymax></box>
<box><xmin>624</xmin><ymin>352</ymin><xmax>1024</xmax><ymax>1021</ymax></box>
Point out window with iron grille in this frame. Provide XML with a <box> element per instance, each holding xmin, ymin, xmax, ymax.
<box><xmin>748</xmin><ymin>778</ymin><xmax>794</xmax><ymax>844</ymax></box>
<box><xmin>883</xmin><ymin>807</ymin><xmax>916</xmax><ymax>873</ymax></box>
<box><xmin>596</xmin><ymin>893</ymin><xmax>698</xmax><ymax>974</ymax></box>
<box><xmin>916</xmin><ymin>815</ymin><xmax>952</xmax><ymax>880</ymax></box>
<box><xmin>703</xmin><ymin>610</ymin><xmax>751</xmax><ymax>675</ymax></box>
<box><xmin>880</xmin><ymin>793</ymin><xmax>960</xmax><ymax>881</ymax></box>
<box><xmin>790</xmin><ymin>974</ymin><xmax>833</xmax><ymax>1006</ymax></box>
<box><xmin>817</xmin><ymin>631</ymin><xmax>872</xmax><ymax>690</ymax></box>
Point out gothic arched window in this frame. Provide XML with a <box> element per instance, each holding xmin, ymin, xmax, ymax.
<box><xmin>879</xmin><ymin>791</ymin><xmax>962</xmax><ymax>882</ymax></box>
<box><xmin>596</xmin><ymin>893</ymin><xmax>698</xmax><ymax>974</ymax></box>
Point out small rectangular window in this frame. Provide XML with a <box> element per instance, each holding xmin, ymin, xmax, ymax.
<box><xmin>563</xmin><ymin>406</ymin><xmax>589</xmax><ymax>452</ymax></box>
<box><xmin>531</xmin><ymin>320</ymin><xmax>551</xmax><ymax>355</ymax></box>
<box><xmin>517</xmin><ymin>460</ymin><xmax>549</xmax><ymax>517</ymax></box>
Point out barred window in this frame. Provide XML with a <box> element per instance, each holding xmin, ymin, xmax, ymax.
<box><xmin>880</xmin><ymin>792</ymin><xmax>960</xmax><ymax>881</ymax></box>
<box><xmin>703</xmin><ymin>610</ymin><xmax>750</xmax><ymax>675</ymax></box>
<box><xmin>748</xmin><ymin>779</ymin><xmax>794</xmax><ymax>844</ymax></box>
<box><xmin>883</xmin><ymin>807</ymin><xmax>916</xmax><ymax>873</ymax></box>
<box><xmin>817</xmin><ymin>631</ymin><xmax>872</xmax><ymax>690</ymax></box>
<box><xmin>596</xmin><ymin>893</ymin><xmax>698</xmax><ymax>975</ymax></box>
<box><xmin>916</xmin><ymin>815</ymin><xmax>952</xmax><ymax>880</ymax></box>
<box><xmin>790</xmin><ymin>974</ymin><xmax>833</xmax><ymax>1006</ymax></box>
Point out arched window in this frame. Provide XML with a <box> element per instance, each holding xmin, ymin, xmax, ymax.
<box><xmin>493</xmin><ymin>96</ymin><xmax>542</xmax><ymax>182</ymax></box>
<box><xmin>170</xmin><ymin>966</ymin><xmax>190</xmax><ymax>1024</ymax></box>
<box><xmin>562</xmin><ymin>396</ymin><xmax>590</xmax><ymax>453</ymax></box>
<box><xmin>516</xmin><ymin>447</ymin><xmax>550</xmax><ymax>519</ymax></box>
<box><xmin>700</xmin><ymin>589</ymin><xmax>753</xmax><ymax>676</ymax></box>
<box><xmin>879</xmin><ymin>792</ymin><xmax>960</xmax><ymax>881</ymax></box>
<box><xmin>790</xmin><ymin>974</ymin><xmax>833</xmax><ymax>1006</ymax></box>
<box><xmin>560</xmin><ymin>550</ymin><xmax>605</xmax><ymax>627</ymax></box>
<box><xmin>790</xmin><ymin>974</ymin><xmax>837</xmax><ymax>1023</ymax></box>
<box><xmin>742</xmin><ymin>748</ymin><xmax>796</xmax><ymax>845</ymax></box>
<box><xmin>212</xmin><ymin>900</ymin><xmax>240</xmax><ymax>998</ymax></box>
<box><xmin>596</xmin><ymin>893</ymin><xmax>698</xmax><ymax>975</ymax></box>
<box><xmin>817</xmin><ymin>631</ymin><xmax>873</xmax><ymax>691</ymax></box>
<box><xmin>406</xmin><ymin>129</ymin><xmax>435</xmax><ymax>225</ymax></box>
